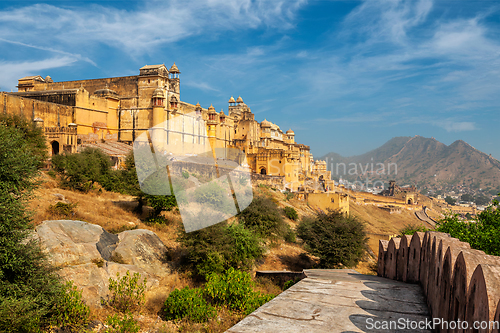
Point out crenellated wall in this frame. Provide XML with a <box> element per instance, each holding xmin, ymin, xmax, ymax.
<box><xmin>379</xmin><ymin>231</ymin><xmax>500</xmax><ymax>332</ymax></box>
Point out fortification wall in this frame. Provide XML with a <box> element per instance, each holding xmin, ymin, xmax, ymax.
<box><xmin>378</xmin><ymin>231</ymin><xmax>500</xmax><ymax>330</ymax></box>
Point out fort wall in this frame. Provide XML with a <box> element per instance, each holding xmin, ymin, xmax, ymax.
<box><xmin>379</xmin><ymin>231</ymin><xmax>500</xmax><ymax>330</ymax></box>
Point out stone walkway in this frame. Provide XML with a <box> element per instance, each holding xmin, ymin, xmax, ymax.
<box><xmin>227</xmin><ymin>269</ymin><xmax>432</xmax><ymax>333</ymax></box>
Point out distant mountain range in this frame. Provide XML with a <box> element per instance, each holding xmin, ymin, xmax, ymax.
<box><xmin>319</xmin><ymin>136</ymin><xmax>500</xmax><ymax>191</ymax></box>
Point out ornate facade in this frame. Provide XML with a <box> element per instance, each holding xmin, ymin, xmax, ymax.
<box><xmin>2</xmin><ymin>63</ymin><xmax>330</xmax><ymax>191</ymax></box>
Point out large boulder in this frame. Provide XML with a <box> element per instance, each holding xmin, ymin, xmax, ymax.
<box><xmin>36</xmin><ymin>220</ymin><xmax>169</xmax><ymax>307</ymax></box>
<box><xmin>36</xmin><ymin>220</ymin><xmax>104</xmax><ymax>266</ymax></box>
<box><xmin>112</xmin><ymin>229</ymin><xmax>170</xmax><ymax>277</ymax></box>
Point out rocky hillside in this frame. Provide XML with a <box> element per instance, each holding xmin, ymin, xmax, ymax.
<box><xmin>320</xmin><ymin>136</ymin><xmax>500</xmax><ymax>190</ymax></box>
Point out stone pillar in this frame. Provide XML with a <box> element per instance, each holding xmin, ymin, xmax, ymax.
<box><xmin>378</xmin><ymin>240</ymin><xmax>389</xmax><ymax>277</ymax></box>
<box><xmin>465</xmin><ymin>264</ymin><xmax>500</xmax><ymax>333</ymax></box>
<box><xmin>407</xmin><ymin>231</ymin><xmax>425</xmax><ymax>283</ymax></box>
<box><xmin>396</xmin><ymin>235</ymin><xmax>412</xmax><ymax>281</ymax></box>
<box><xmin>386</xmin><ymin>237</ymin><xmax>401</xmax><ymax>280</ymax></box>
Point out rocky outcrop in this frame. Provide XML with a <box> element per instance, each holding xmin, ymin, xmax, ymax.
<box><xmin>36</xmin><ymin>220</ymin><xmax>169</xmax><ymax>307</ymax></box>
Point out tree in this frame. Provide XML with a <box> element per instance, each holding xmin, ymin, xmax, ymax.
<box><xmin>297</xmin><ymin>210</ymin><xmax>367</xmax><ymax>268</ymax></box>
<box><xmin>0</xmin><ymin>121</ymin><xmax>64</xmax><ymax>331</ymax></box>
<box><xmin>436</xmin><ymin>197</ymin><xmax>500</xmax><ymax>256</ymax></box>
<box><xmin>460</xmin><ymin>193</ymin><xmax>474</xmax><ymax>202</ymax></box>
<box><xmin>474</xmin><ymin>194</ymin><xmax>490</xmax><ymax>206</ymax></box>
<box><xmin>445</xmin><ymin>196</ymin><xmax>456</xmax><ymax>205</ymax></box>
<box><xmin>52</xmin><ymin>147</ymin><xmax>113</xmax><ymax>192</ymax></box>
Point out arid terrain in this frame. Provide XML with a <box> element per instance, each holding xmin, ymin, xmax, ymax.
<box><xmin>29</xmin><ymin>172</ymin><xmax>440</xmax><ymax>331</ymax></box>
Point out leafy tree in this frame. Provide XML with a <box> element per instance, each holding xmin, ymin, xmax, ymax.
<box><xmin>436</xmin><ymin>195</ymin><xmax>500</xmax><ymax>256</ymax></box>
<box><xmin>0</xmin><ymin>121</ymin><xmax>64</xmax><ymax>331</ymax></box>
<box><xmin>474</xmin><ymin>194</ymin><xmax>490</xmax><ymax>206</ymax></box>
<box><xmin>297</xmin><ymin>210</ymin><xmax>367</xmax><ymax>268</ymax></box>
<box><xmin>0</xmin><ymin>114</ymin><xmax>47</xmax><ymax>167</ymax></box>
<box><xmin>460</xmin><ymin>193</ymin><xmax>474</xmax><ymax>202</ymax></box>
<box><xmin>238</xmin><ymin>196</ymin><xmax>290</xmax><ymax>240</ymax></box>
<box><xmin>445</xmin><ymin>196</ymin><xmax>456</xmax><ymax>205</ymax></box>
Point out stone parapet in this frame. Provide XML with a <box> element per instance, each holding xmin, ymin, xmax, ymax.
<box><xmin>379</xmin><ymin>231</ymin><xmax>500</xmax><ymax>332</ymax></box>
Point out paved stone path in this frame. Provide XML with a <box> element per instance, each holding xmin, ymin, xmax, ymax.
<box><xmin>227</xmin><ymin>269</ymin><xmax>432</xmax><ymax>333</ymax></box>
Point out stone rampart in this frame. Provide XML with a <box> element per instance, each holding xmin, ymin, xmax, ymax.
<box><xmin>378</xmin><ymin>231</ymin><xmax>500</xmax><ymax>331</ymax></box>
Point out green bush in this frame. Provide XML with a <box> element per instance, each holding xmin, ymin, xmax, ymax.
<box><xmin>164</xmin><ymin>287</ymin><xmax>216</xmax><ymax>323</ymax></box>
<box><xmin>297</xmin><ymin>209</ymin><xmax>368</xmax><ymax>268</ymax></box>
<box><xmin>194</xmin><ymin>181</ymin><xmax>233</xmax><ymax>214</ymax></box>
<box><xmin>47</xmin><ymin>202</ymin><xmax>77</xmax><ymax>218</ymax></box>
<box><xmin>0</xmin><ymin>120</ymin><xmax>65</xmax><ymax>332</ymax></box>
<box><xmin>283</xmin><ymin>191</ymin><xmax>294</xmax><ymax>201</ymax></box>
<box><xmin>52</xmin><ymin>149</ymin><xmax>141</xmax><ymax>196</ymax></box>
<box><xmin>283</xmin><ymin>280</ymin><xmax>296</xmax><ymax>290</ymax></box>
<box><xmin>105</xmin><ymin>313</ymin><xmax>140</xmax><ymax>333</ymax></box>
<box><xmin>53</xmin><ymin>281</ymin><xmax>90</xmax><ymax>329</ymax></box>
<box><xmin>238</xmin><ymin>196</ymin><xmax>289</xmax><ymax>239</ymax></box>
<box><xmin>283</xmin><ymin>225</ymin><xmax>296</xmax><ymax>243</ymax></box>
<box><xmin>436</xmin><ymin>197</ymin><xmax>500</xmax><ymax>255</ymax></box>
<box><xmin>203</xmin><ymin>268</ymin><xmax>274</xmax><ymax>314</ymax></box>
<box><xmin>182</xmin><ymin>170</ymin><xmax>190</xmax><ymax>179</ymax></box>
<box><xmin>399</xmin><ymin>223</ymin><xmax>428</xmax><ymax>237</ymax></box>
<box><xmin>0</xmin><ymin>114</ymin><xmax>48</xmax><ymax>167</ymax></box>
<box><xmin>108</xmin><ymin>271</ymin><xmax>147</xmax><ymax>313</ymax></box>
<box><xmin>178</xmin><ymin>222</ymin><xmax>264</xmax><ymax>279</ymax></box>
<box><xmin>283</xmin><ymin>207</ymin><xmax>298</xmax><ymax>221</ymax></box>
<box><xmin>445</xmin><ymin>196</ymin><xmax>456</xmax><ymax>205</ymax></box>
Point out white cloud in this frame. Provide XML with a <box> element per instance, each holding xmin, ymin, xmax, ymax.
<box><xmin>0</xmin><ymin>57</ymin><xmax>77</xmax><ymax>91</ymax></box>
<box><xmin>439</xmin><ymin>121</ymin><xmax>477</xmax><ymax>132</ymax></box>
<box><xmin>0</xmin><ymin>0</ymin><xmax>306</xmax><ymax>52</ymax></box>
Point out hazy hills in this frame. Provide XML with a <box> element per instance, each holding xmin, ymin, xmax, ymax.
<box><xmin>319</xmin><ymin>136</ymin><xmax>500</xmax><ymax>191</ymax></box>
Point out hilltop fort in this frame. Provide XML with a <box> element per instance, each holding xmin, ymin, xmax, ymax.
<box><xmin>0</xmin><ymin>62</ymin><xmax>348</xmax><ymax>212</ymax></box>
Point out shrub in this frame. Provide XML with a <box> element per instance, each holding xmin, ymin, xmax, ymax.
<box><xmin>238</xmin><ymin>196</ymin><xmax>289</xmax><ymax>239</ymax></box>
<box><xmin>47</xmin><ymin>202</ymin><xmax>77</xmax><ymax>218</ymax></box>
<box><xmin>53</xmin><ymin>281</ymin><xmax>90</xmax><ymax>329</ymax></box>
<box><xmin>182</xmin><ymin>170</ymin><xmax>190</xmax><ymax>179</ymax></box>
<box><xmin>194</xmin><ymin>181</ymin><xmax>233</xmax><ymax>214</ymax></box>
<box><xmin>164</xmin><ymin>287</ymin><xmax>216</xmax><ymax>323</ymax></box>
<box><xmin>283</xmin><ymin>226</ymin><xmax>296</xmax><ymax>243</ymax></box>
<box><xmin>203</xmin><ymin>268</ymin><xmax>274</xmax><ymax>315</ymax></box>
<box><xmin>52</xmin><ymin>147</ymin><xmax>112</xmax><ymax>192</ymax></box>
<box><xmin>283</xmin><ymin>280</ymin><xmax>296</xmax><ymax>290</ymax></box>
<box><xmin>92</xmin><ymin>258</ymin><xmax>105</xmax><ymax>268</ymax></box>
<box><xmin>108</xmin><ymin>271</ymin><xmax>147</xmax><ymax>312</ymax></box>
<box><xmin>105</xmin><ymin>313</ymin><xmax>140</xmax><ymax>333</ymax></box>
<box><xmin>437</xmin><ymin>198</ymin><xmax>500</xmax><ymax>255</ymax></box>
<box><xmin>52</xmin><ymin>150</ymin><xmax>141</xmax><ymax>196</ymax></box>
<box><xmin>399</xmin><ymin>223</ymin><xmax>428</xmax><ymax>237</ymax></box>
<box><xmin>283</xmin><ymin>207</ymin><xmax>298</xmax><ymax>221</ymax></box>
<box><xmin>178</xmin><ymin>222</ymin><xmax>264</xmax><ymax>279</ymax></box>
<box><xmin>297</xmin><ymin>209</ymin><xmax>368</xmax><ymax>268</ymax></box>
<box><xmin>283</xmin><ymin>191</ymin><xmax>294</xmax><ymax>201</ymax></box>
<box><xmin>445</xmin><ymin>196</ymin><xmax>456</xmax><ymax>205</ymax></box>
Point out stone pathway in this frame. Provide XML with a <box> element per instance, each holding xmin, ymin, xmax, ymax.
<box><xmin>227</xmin><ymin>269</ymin><xmax>432</xmax><ymax>333</ymax></box>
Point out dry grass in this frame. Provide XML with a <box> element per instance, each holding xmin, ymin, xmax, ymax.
<box><xmin>31</xmin><ymin>172</ymin><xmax>443</xmax><ymax>331</ymax></box>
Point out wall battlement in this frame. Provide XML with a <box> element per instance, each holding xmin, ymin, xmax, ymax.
<box><xmin>378</xmin><ymin>232</ymin><xmax>500</xmax><ymax>331</ymax></box>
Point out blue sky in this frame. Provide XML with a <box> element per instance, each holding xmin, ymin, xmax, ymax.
<box><xmin>1</xmin><ymin>0</ymin><xmax>500</xmax><ymax>159</ymax></box>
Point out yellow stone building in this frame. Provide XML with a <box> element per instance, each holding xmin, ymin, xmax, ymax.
<box><xmin>1</xmin><ymin>63</ymin><xmax>332</xmax><ymax>192</ymax></box>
